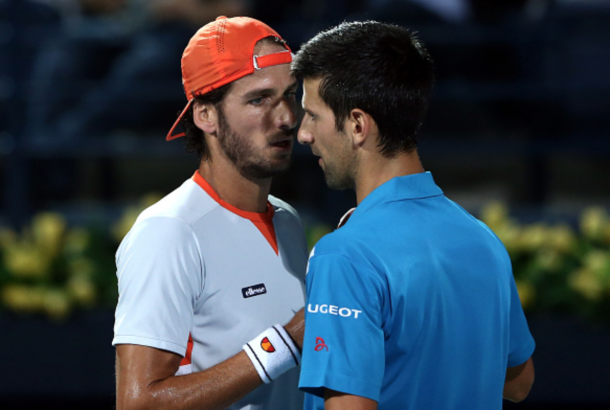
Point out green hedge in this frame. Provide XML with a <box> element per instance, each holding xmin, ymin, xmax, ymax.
<box><xmin>2</xmin><ymin>199</ymin><xmax>609</xmax><ymax>322</ymax></box>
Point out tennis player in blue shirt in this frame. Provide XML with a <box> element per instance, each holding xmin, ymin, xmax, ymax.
<box><xmin>292</xmin><ymin>21</ymin><xmax>535</xmax><ymax>410</ymax></box>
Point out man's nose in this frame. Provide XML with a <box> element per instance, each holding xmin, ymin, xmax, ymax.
<box><xmin>297</xmin><ymin>123</ymin><xmax>313</xmax><ymax>145</ymax></box>
<box><xmin>275</xmin><ymin>99</ymin><xmax>297</xmax><ymax>130</ymax></box>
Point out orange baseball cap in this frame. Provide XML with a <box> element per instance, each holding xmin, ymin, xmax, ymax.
<box><xmin>166</xmin><ymin>16</ymin><xmax>293</xmax><ymax>141</ymax></box>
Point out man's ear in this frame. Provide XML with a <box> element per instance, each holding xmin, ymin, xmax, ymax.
<box><xmin>346</xmin><ymin>108</ymin><xmax>374</xmax><ymax>148</ymax></box>
<box><xmin>193</xmin><ymin>103</ymin><xmax>219</xmax><ymax>135</ymax></box>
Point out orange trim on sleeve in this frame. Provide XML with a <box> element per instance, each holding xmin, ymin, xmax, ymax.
<box><xmin>180</xmin><ymin>334</ymin><xmax>194</xmax><ymax>366</ymax></box>
<box><xmin>192</xmin><ymin>171</ymin><xmax>279</xmax><ymax>255</ymax></box>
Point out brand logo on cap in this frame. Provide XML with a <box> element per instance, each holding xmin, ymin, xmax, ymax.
<box><xmin>261</xmin><ymin>337</ymin><xmax>275</xmax><ymax>353</ymax></box>
<box><xmin>242</xmin><ymin>283</ymin><xmax>267</xmax><ymax>299</ymax></box>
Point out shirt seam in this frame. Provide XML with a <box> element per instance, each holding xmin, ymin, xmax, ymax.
<box><xmin>355</xmin><ymin>192</ymin><xmax>444</xmax><ymax>217</ymax></box>
<box><xmin>381</xmin><ymin>192</ymin><xmax>444</xmax><ymax>204</ymax></box>
<box><xmin>299</xmin><ymin>371</ymin><xmax>382</xmax><ymax>399</ymax></box>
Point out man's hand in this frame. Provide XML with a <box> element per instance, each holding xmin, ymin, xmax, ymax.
<box><xmin>284</xmin><ymin>308</ymin><xmax>305</xmax><ymax>351</ymax></box>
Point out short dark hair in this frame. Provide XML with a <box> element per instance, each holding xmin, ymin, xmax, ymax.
<box><xmin>181</xmin><ymin>36</ymin><xmax>287</xmax><ymax>159</ymax></box>
<box><xmin>292</xmin><ymin>21</ymin><xmax>435</xmax><ymax>157</ymax></box>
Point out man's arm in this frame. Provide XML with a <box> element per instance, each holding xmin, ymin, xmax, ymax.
<box><xmin>116</xmin><ymin>310</ymin><xmax>304</xmax><ymax>410</ymax></box>
<box><xmin>503</xmin><ymin>357</ymin><xmax>534</xmax><ymax>403</ymax></box>
<box><xmin>324</xmin><ymin>389</ymin><xmax>377</xmax><ymax>410</ymax></box>
<box><xmin>116</xmin><ymin>345</ymin><xmax>260</xmax><ymax>410</ymax></box>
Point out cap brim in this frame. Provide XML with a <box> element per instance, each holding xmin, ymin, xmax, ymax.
<box><xmin>166</xmin><ymin>99</ymin><xmax>195</xmax><ymax>141</ymax></box>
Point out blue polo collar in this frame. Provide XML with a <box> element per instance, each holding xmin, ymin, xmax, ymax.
<box><xmin>351</xmin><ymin>172</ymin><xmax>444</xmax><ymax>219</ymax></box>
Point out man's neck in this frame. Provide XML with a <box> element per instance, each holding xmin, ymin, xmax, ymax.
<box><xmin>354</xmin><ymin>150</ymin><xmax>424</xmax><ymax>205</ymax></box>
<box><xmin>198</xmin><ymin>160</ymin><xmax>272</xmax><ymax>213</ymax></box>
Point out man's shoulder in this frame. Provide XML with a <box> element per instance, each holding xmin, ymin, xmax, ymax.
<box><xmin>309</xmin><ymin>200</ymin><xmax>435</xmax><ymax>258</ymax></box>
<box><xmin>116</xmin><ymin>180</ymin><xmax>209</xmax><ymax>261</ymax></box>
<box><xmin>137</xmin><ymin>178</ymin><xmax>217</xmax><ymax>227</ymax></box>
<box><xmin>310</xmin><ymin>226</ymin><xmax>360</xmax><ymax>260</ymax></box>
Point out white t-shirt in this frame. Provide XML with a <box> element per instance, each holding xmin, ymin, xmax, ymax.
<box><xmin>113</xmin><ymin>171</ymin><xmax>308</xmax><ymax>410</ymax></box>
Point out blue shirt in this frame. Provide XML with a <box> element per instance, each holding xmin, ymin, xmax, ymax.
<box><xmin>299</xmin><ymin>172</ymin><xmax>535</xmax><ymax>410</ymax></box>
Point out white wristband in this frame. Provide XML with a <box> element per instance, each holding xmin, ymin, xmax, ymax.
<box><xmin>243</xmin><ymin>324</ymin><xmax>301</xmax><ymax>384</ymax></box>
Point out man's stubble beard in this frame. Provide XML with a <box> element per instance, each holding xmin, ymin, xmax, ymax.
<box><xmin>321</xmin><ymin>135</ymin><xmax>356</xmax><ymax>191</ymax></box>
<box><xmin>217</xmin><ymin>108</ymin><xmax>293</xmax><ymax>181</ymax></box>
<box><xmin>324</xmin><ymin>163</ymin><xmax>355</xmax><ymax>191</ymax></box>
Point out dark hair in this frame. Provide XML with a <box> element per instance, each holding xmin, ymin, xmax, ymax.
<box><xmin>181</xmin><ymin>36</ymin><xmax>287</xmax><ymax>159</ymax></box>
<box><xmin>292</xmin><ymin>21</ymin><xmax>435</xmax><ymax>157</ymax></box>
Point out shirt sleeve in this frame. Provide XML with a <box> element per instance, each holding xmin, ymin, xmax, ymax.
<box><xmin>112</xmin><ymin>216</ymin><xmax>203</xmax><ymax>356</ymax></box>
<box><xmin>299</xmin><ymin>251</ymin><xmax>386</xmax><ymax>403</ymax></box>
<box><xmin>507</xmin><ymin>275</ymin><xmax>535</xmax><ymax>367</ymax></box>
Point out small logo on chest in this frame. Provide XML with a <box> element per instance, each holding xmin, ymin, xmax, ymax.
<box><xmin>242</xmin><ymin>283</ymin><xmax>267</xmax><ymax>299</ymax></box>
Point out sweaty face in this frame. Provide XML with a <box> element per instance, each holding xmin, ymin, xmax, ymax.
<box><xmin>216</xmin><ymin>41</ymin><xmax>298</xmax><ymax>181</ymax></box>
<box><xmin>298</xmin><ymin>78</ymin><xmax>355</xmax><ymax>190</ymax></box>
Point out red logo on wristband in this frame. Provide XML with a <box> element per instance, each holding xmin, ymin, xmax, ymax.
<box><xmin>261</xmin><ymin>337</ymin><xmax>275</xmax><ymax>352</ymax></box>
<box><xmin>314</xmin><ymin>337</ymin><xmax>328</xmax><ymax>352</ymax></box>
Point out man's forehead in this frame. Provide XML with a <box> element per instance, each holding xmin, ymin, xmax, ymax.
<box><xmin>303</xmin><ymin>78</ymin><xmax>323</xmax><ymax>101</ymax></box>
<box><xmin>229</xmin><ymin>64</ymin><xmax>295</xmax><ymax>96</ymax></box>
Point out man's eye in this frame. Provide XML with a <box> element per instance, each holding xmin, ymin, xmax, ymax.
<box><xmin>250</xmin><ymin>97</ymin><xmax>264</xmax><ymax>105</ymax></box>
<box><xmin>285</xmin><ymin>91</ymin><xmax>296</xmax><ymax>99</ymax></box>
